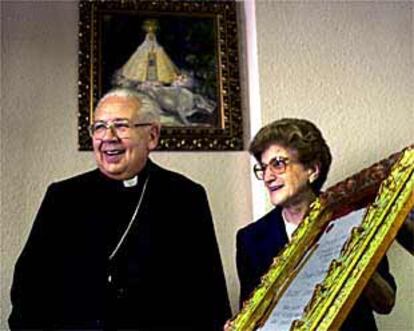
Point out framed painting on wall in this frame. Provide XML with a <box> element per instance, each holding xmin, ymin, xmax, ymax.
<box><xmin>227</xmin><ymin>145</ymin><xmax>414</xmax><ymax>331</ymax></box>
<box><xmin>78</xmin><ymin>0</ymin><xmax>243</xmax><ymax>151</ymax></box>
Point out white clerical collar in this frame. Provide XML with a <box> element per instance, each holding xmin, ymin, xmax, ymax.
<box><xmin>123</xmin><ymin>176</ymin><xmax>138</xmax><ymax>187</ymax></box>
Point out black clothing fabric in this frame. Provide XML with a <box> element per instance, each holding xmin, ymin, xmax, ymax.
<box><xmin>236</xmin><ymin>207</ymin><xmax>396</xmax><ymax>331</ymax></box>
<box><xmin>9</xmin><ymin>160</ymin><xmax>231</xmax><ymax>331</ymax></box>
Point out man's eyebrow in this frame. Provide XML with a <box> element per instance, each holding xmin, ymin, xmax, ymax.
<box><xmin>93</xmin><ymin>117</ymin><xmax>130</xmax><ymax>122</ymax></box>
<box><xmin>112</xmin><ymin>117</ymin><xmax>129</xmax><ymax>121</ymax></box>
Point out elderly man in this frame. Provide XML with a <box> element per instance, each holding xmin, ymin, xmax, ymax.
<box><xmin>9</xmin><ymin>88</ymin><xmax>231</xmax><ymax>330</ymax></box>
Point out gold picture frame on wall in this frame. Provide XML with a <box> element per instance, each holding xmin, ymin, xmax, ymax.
<box><xmin>78</xmin><ymin>0</ymin><xmax>243</xmax><ymax>151</ymax></box>
<box><xmin>228</xmin><ymin>145</ymin><xmax>414</xmax><ymax>331</ymax></box>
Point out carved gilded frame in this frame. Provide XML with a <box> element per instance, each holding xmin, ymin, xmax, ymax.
<box><xmin>229</xmin><ymin>145</ymin><xmax>414</xmax><ymax>330</ymax></box>
<box><xmin>78</xmin><ymin>0</ymin><xmax>243</xmax><ymax>151</ymax></box>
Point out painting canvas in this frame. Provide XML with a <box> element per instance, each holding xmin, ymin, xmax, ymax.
<box><xmin>102</xmin><ymin>16</ymin><xmax>218</xmax><ymax>127</ymax></box>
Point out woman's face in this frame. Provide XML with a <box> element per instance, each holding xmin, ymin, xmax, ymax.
<box><xmin>260</xmin><ymin>144</ymin><xmax>318</xmax><ymax>208</ymax></box>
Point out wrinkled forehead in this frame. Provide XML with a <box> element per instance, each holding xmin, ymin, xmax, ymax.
<box><xmin>94</xmin><ymin>95</ymin><xmax>141</xmax><ymax>120</ymax></box>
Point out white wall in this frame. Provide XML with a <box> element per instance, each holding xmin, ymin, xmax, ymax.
<box><xmin>1</xmin><ymin>1</ymin><xmax>413</xmax><ymax>330</ymax></box>
<box><xmin>256</xmin><ymin>1</ymin><xmax>414</xmax><ymax>330</ymax></box>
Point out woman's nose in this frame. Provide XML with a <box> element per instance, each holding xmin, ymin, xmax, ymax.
<box><xmin>263</xmin><ymin>166</ymin><xmax>277</xmax><ymax>183</ymax></box>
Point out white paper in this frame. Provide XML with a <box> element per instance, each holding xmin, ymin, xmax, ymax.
<box><xmin>259</xmin><ymin>208</ymin><xmax>365</xmax><ymax>331</ymax></box>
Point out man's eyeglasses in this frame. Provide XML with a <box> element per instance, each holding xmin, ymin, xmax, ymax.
<box><xmin>89</xmin><ymin>119</ymin><xmax>152</xmax><ymax>139</ymax></box>
<box><xmin>253</xmin><ymin>156</ymin><xmax>293</xmax><ymax>180</ymax></box>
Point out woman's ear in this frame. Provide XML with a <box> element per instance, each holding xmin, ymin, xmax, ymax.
<box><xmin>307</xmin><ymin>163</ymin><xmax>321</xmax><ymax>184</ymax></box>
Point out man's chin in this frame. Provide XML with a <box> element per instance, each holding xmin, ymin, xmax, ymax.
<box><xmin>99</xmin><ymin>165</ymin><xmax>127</xmax><ymax>180</ymax></box>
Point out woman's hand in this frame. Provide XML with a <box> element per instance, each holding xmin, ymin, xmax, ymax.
<box><xmin>363</xmin><ymin>271</ymin><xmax>396</xmax><ymax>314</ymax></box>
<box><xmin>223</xmin><ymin>319</ymin><xmax>234</xmax><ymax>331</ymax></box>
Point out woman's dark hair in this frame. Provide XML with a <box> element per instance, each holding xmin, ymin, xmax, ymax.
<box><xmin>249</xmin><ymin>118</ymin><xmax>332</xmax><ymax>193</ymax></box>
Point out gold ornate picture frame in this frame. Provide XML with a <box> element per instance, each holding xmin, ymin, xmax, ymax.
<box><xmin>229</xmin><ymin>145</ymin><xmax>414</xmax><ymax>330</ymax></box>
<box><xmin>78</xmin><ymin>0</ymin><xmax>243</xmax><ymax>151</ymax></box>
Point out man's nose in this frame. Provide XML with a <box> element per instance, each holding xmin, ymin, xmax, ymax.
<box><xmin>102</xmin><ymin>125</ymin><xmax>119</xmax><ymax>141</ymax></box>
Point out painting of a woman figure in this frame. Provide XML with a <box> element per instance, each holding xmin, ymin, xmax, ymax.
<box><xmin>110</xmin><ymin>18</ymin><xmax>218</xmax><ymax>127</ymax></box>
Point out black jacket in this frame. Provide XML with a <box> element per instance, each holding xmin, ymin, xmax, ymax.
<box><xmin>9</xmin><ymin>160</ymin><xmax>231</xmax><ymax>330</ymax></box>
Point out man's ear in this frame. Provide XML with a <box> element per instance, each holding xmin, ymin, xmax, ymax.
<box><xmin>148</xmin><ymin>123</ymin><xmax>161</xmax><ymax>151</ymax></box>
<box><xmin>307</xmin><ymin>162</ymin><xmax>321</xmax><ymax>184</ymax></box>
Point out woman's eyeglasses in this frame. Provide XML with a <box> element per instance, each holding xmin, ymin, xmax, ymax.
<box><xmin>253</xmin><ymin>156</ymin><xmax>293</xmax><ymax>180</ymax></box>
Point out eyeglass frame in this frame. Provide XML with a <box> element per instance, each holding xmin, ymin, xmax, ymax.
<box><xmin>253</xmin><ymin>156</ymin><xmax>297</xmax><ymax>180</ymax></box>
<box><xmin>89</xmin><ymin>119</ymin><xmax>153</xmax><ymax>139</ymax></box>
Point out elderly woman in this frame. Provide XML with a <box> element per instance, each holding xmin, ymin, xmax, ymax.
<box><xmin>236</xmin><ymin>118</ymin><xmax>396</xmax><ymax>330</ymax></box>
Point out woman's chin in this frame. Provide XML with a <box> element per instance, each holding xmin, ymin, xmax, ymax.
<box><xmin>269</xmin><ymin>194</ymin><xmax>287</xmax><ymax>207</ymax></box>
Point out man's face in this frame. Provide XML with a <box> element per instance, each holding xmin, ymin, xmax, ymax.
<box><xmin>92</xmin><ymin>95</ymin><xmax>159</xmax><ymax>180</ymax></box>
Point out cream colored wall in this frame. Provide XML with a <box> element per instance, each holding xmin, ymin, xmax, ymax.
<box><xmin>1</xmin><ymin>2</ymin><xmax>251</xmax><ymax>328</ymax></box>
<box><xmin>1</xmin><ymin>1</ymin><xmax>413</xmax><ymax>330</ymax></box>
<box><xmin>256</xmin><ymin>1</ymin><xmax>414</xmax><ymax>330</ymax></box>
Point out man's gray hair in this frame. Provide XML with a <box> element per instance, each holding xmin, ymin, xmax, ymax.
<box><xmin>96</xmin><ymin>87</ymin><xmax>161</xmax><ymax>123</ymax></box>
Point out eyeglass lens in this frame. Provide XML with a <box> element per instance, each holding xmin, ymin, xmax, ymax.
<box><xmin>254</xmin><ymin>157</ymin><xmax>289</xmax><ymax>180</ymax></box>
<box><xmin>90</xmin><ymin>120</ymin><xmax>133</xmax><ymax>139</ymax></box>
